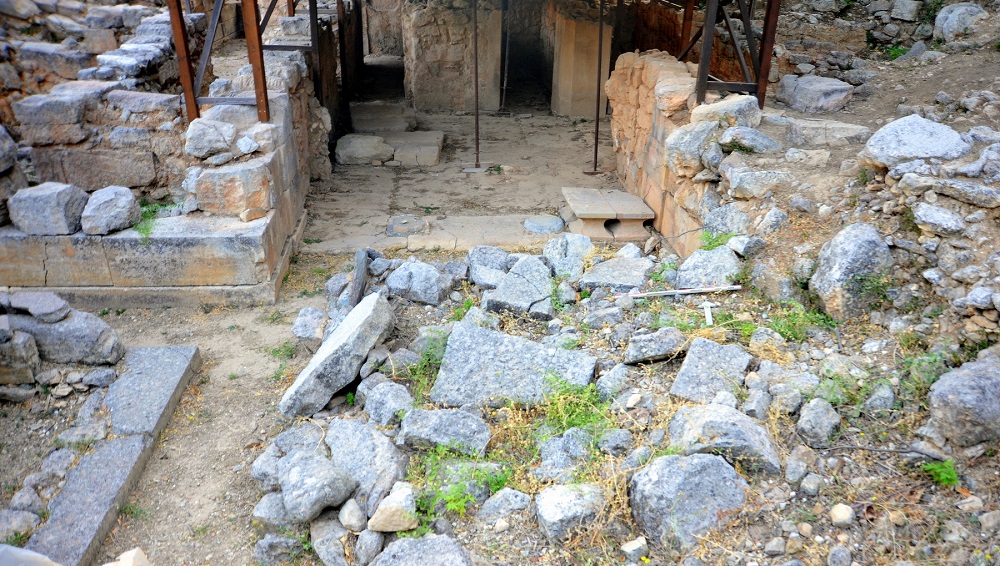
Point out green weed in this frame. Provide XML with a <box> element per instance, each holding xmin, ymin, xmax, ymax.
<box><xmin>884</xmin><ymin>45</ymin><xmax>908</xmax><ymax>60</ymax></box>
<box><xmin>699</xmin><ymin>230</ymin><xmax>734</xmax><ymax>251</ymax></box>
<box><xmin>227</xmin><ymin>372</ymin><xmax>239</xmax><ymax>380</ymax></box>
<box><xmin>449</xmin><ymin>298</ymin><xmax>476</xmax><ymax>321</ymax></box>
<box><xmin>302</xmin><ymin>238</ymin><xmax>323</xmax><ymax>244</ymax></box>
<box><xmin>541</xmin><ymin>376</ymin><xmax>610</xmax><ymax>436</ymax></box>
<box><xmin>269</xmin><ymin>341</ymin><xmax>296</xmax><ymax>361</ymax></box>
<box><xmin>851</xmin><ymin>271</ymin><xmax>892</xmax><ymax>309</ymax></box>
<box><xmin>2</xmin><ymin>531</ymin><xmax>29</xmax><ymax>547</ymax></box>
<box><xmin>120</xmin><ymin>503</ymin><xmax>147</xmax><ymax>519</ymax></box>
<box><xmin>715</xmin><ymin>312</ymin><xmax>757</xmax><ymax>341</ymax></box>
<box><xmin>922</xmin><ymin>460</ymin><xmax>959</xmax><ymax>486</ymax></box>
<box><xmin>99</xmin><ymin>309</ymin><xmax>110</xmax><ymax>317</ymax></box>
<box><xmin>269</xmin><ymin>362</ymin><xmax>288</xmax><ymax>383</ymax></box>
<box><xmin>767</xmin><ymin>301</ymin><xmax>837</xmax><ymax>342</ymax></box>
<box><xmin>346</xmin><ymin>392</ymin><xmax>356</xmax><ymax>406</ymax></box>
<box><xmin>405</xmin><ymin>332</ymin><xmax>447</xmax><ymax>405</ymax></box>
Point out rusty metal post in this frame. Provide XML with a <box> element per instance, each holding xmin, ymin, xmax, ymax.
<box><xmin>695</xmin><ymin>0</ymin><xmax>718</xmax><ymax>103</ymax></box>
<box><xmin>755</xmin><ymin>0</ymin><xmax>781</xmax><ymax>107</ymax></box>
<box><xmin>241</xmin><ymin>0</ymin><xmax>271</xmax><ymax>122</ymax></box>
<box><xmin>680</xmin><ymin>0</ymin><xmax>696</xmax><ymax>55</ymax></box>
<box><xmin>472</xmin><ymin>0</ymin><xmax>480</xmax><ymax>168</ymax></box>
<box><xmin>336</xmin><ymin>0</ymin><xmax>350</xmax><ymax>100</ymax></box>
<box><xmin>166</xmin><ymin>0</ymin><xmax>200</xmax><ymax>121</ymax></box>
<box><xmin>591</xmin><ymin>0</ymin><xmax>605</xmax><ymax>172</ymax></box>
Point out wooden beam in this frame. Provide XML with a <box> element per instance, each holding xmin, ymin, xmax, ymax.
<box><xmin>165</xmin><ymin>0</ymin><xmax>200</xmax><ymax>121</ymax></box>
<box><xmin>241</xmin><ymin>0</ymin><xmax>271</xmax><ymax>122</ymax></box>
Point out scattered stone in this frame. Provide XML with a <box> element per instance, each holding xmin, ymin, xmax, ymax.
<box><xmin>369</xmin><ymin>535</ymin><xmax>472</xmax><ymax>566</ymax></box>
<box><xmin>325</xmin><ymin>419</ymin><xmax>409</xmax><ymax>516</ymax></box>
<box><xmin>535</xmin><ymin>483</ymin><xmax>606</xmax><ymax>542</ymax></box>
<box><xmin>253</xmin><ymin>534</ymin><xmax>301</xmax><ymax>566</ymax></box>
<box><xmin>670</xmin><ymin>338</ymin><xmax>751</xmax><ymax>403</ymax></box>
<box><xmin>524</xmin><ymin>215</ymin><xmax>564</xmax><ymax>234</ymax></box>
<box><xmin>676</xmin><ymin>246</ymin><xmax>741</xmax><ymax>288</ymax></box>
<box><xmin>720</xmin><ymin>127</ymin><xmax>782</xmax><ymax>153</ymax></box>
<box><xmin>776</xmin><ymin>75</ymin><xmax>854</xmax><ymax>113</ymax></box>
<box><xmin>596</xmin><ymin>364</ymin><xmax>629</xmax><ymax>400</ymax></box>
<box><xmin>386</xmin><ymin>262</ymin><xmax>454</xmax><ymax>305</ymax></box>
<box><xmin>338</xmin><ymin>499</ymin><xmax>367</xmax><ymax>532</ymax></box>
<box><xmin>630</xmin><ymin>454</ymin><xmax>747</xmax><ymax>550</ymax></box>
<box><xmin>367</xmin><ymin>482</ymin><xmax>419</xmax><ymax>532</ymax></box>
<box><xmin>291</xmin><ymin>307</ymin><xmax>328</xmax><ymax>340</ymax></box>
<box><xmin>0</xmin><ymin>509</ymin><xmax>40</xmax><ymax>541</ymax></box>
<box><xmin>829</xmin><ymin>504</ymin><xmax>855</xmax><ymax>528</ymax></box>
<box><xmin>533</xmin><ymin>428</ymin><xmax>592</xmax><ymax>482</ymax></box>
<box><xmin>0</xmin><ymin>331</ymin><xmax>40</xmax><ymax>385</ymax></box>
<box><xmin>797</xmin><ymin>398</ymin><xmax>841</xmax><ymax>448</ymax></box>
<box><xmin>543</xmin><ymin>234</ymin><xmax>594</xmax><ymax>281</ymax></box>
<box><xmin>365</xmin><ymin>382</ymin><xmax>414</xmax><ymax>426</ymax></box>
<box><xmin>598</xmin><ymin>428</ymin><xmax>634</xmax><ymax>456</ymax></box>
<box><xmin>860</xmin><ymin>115</ymin><xmax>971</xmax><ymax>169</ymax></box>
<box><xmin>430</xmin><ymin>321</ymin><xmax>596</xmax><ymax>407</ymax></box>
<box><xmin>477</xmin><ymin>488</ymin><xmax>531</xmax><ymax>523</ymax></box>
<box><xmin>703</xmin><ymin>203</ymin><xmax>750</xmax><ymax>235</ymax></box>
<box><xmin>10</xmin><ymin>292</ymin><xmax>70</xmax><ymax>323</ymax></box>
<box><xmin>8</xmin><ymin>182</ymin><xmax>89</xmax><ymax>236</ymax></box>
<box><xmin>668</xmin><ymin>404</ymin><xmax>782</xmax><ymax>474</ymax></box>
<box><xmin>399</xmin><ymin>408</ymin><xmax>491</xmax><ymax>457</ymax></box>
<box><xmin>335</xmin><ymin>134</ymin><xmax>394</xmax><ymax>165</ymax></box>
<box><xmin>863</xmin><ymin>383</ymin><xmax>895</xmax><ymax>413</ymax></box>
<box><xmin>354</xmin><ymin>529</ymin><xmax>384</xmax><ymax>565</ymax></box>
<box><xmin>0</xmin><ymin>386</ymin><xmax>37</xmax><ymax>403</ymax></box>
<box><xmin>251</xmin><ymin>445</ymin><xmax>281</xmax><ymax>492</ymax></box>
<box><xmin>621</xmin><ymin>536</ymin><xmax>649</xmax><ymax>562</ymax></box>
<box><xmin>929</xmin><ymin>357</ymin><xmax>1000</xmax><ymax>446</ymax></box>
<box><xmin>578</xmin><ymin>257</ymin><xmax>654</xmax><ymax>293</ymax></box>
<box><xmin>482</xmin><ymin>256</ymin><xmax>554</xmax><ymax>320</ymax></box>
<box><xmin>808</xmin><ymin>223</ymin><xmax>893</xmax><ymax>320</ymax></box>
<box><xmin>278</xmin><ymin>452</ymin><xmax>357</xmax><ymax>523</ymax></box>
<box><xmin>898</xmin><ymin>174</ymin><xmax>1000</xmax><ymax>208</ymax></box>
<box><xmin>80</xmin><ymin>185</ymin><xmax>140</xmax><ymax>235</ymax></box>
<box><xmin>252</xmin><ymin>492</ymin><xmax>294</xmax><ymax>533</ymax></box>
<box><xmin>623</xmin><ymin>327</ymin><xmax>685</xmax><ymax>364</ymax></box>
<box><xmin>765</xmin><ymin>536</ymin><xmax>786</xmax><ymax>556</ymax></box>
<box><xmin>9</xmin><ymin>310</ymin><xmax>124</xmax><ymax>365</ymax></box>
<box><xmin>727</xmin><ymin>235</ymin><xmax>766</xmax><ymax>258</ymax></box>
<box><xmin>912</xmin><ymin>203</ymin><xmax>966</xmax><ymax>236</ymax></box>
<box><xmin>279</xmin><ymin>292</ymin><xmax>394</xmax><ymax>417</ymax></box>
<box><xmin>310</xmin><ymin>512</ymin><xmax>349</xmax><ymax>566</ymax></box>
<box><xmin>933</xmin><ymin>2</ymin><xmax>987</xmax><ymax>42</ymax></box>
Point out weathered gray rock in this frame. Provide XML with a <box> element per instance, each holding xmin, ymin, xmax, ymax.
<box><xmin>339</xmin><ymin>499</ymin><xmax>367</xmax><ymax>532</ymax></box>
<box><xmin>252</xmin><ymin>444</ymin><xmax>281</xmax><ymax>492</ymax></box>
<box><xmin>912</xmin><ymin>202</ymin><xmax>965</xmax><ymax>236</ymax></box>
<box><xmin>666</xmin><ymin>121</ymin><xmax>721</xmax><ymax>177</ymax></box>
<box><xmin>1</xmin><ymin>125</ymin><xmax>18</xmax><ymax>173</ymax></box>
<box><xmin>596</xmin><ymin>364</ymin><xmax>629</xmax><ymax>400</ymax></box>
<box><xmin>690</xmin><ymin>94</ymin><xmax>762</xmax><ymax>128</ymax></box>
<box><xmin>578</xmin><ymin>257</ymin><xmax>654</xmax><ymax>293</ymax></box>
<box><xmin>0</xmin><ymin>509</ymin><xmax>40</xmax><ymax>541</ymax></box>
<box><xmin>785</xmin><ymin>117</ymin><xmax>871</xmax><ymax>147</ymax></box>
<box><xmin>252</xmin><ymin>492</ymin><xmax>295</xmax><ymax>533</ymax></box>
<box><xmin>0</xmin><ymin>385</ymin><xmax>36</xmax><ymax>403</ymax></box>
<box><xmin>253</xmin><ymin>534</ymin><xmax>301</xmax><ymax>566</ymax></box>
<box><xmin>469</xmin><ymin>264</ymin><xmax>505</xmax><ymax>289</ymax></box>
<box><xmin>598</xmin><ymin>428</ymin><xmax>634</xmax><ymax>456</ymax></box>
<box><xmin>9</xmin><ymin>292</ymin><xmax>70</xmax><ymax>323</ymax></box>
<box><xmin>808</xmin><ymin>223</ymin><xmax>892</xmax><ymax>320</ymax></box>
<box><xmin>668</xmin><ymin>404</ymin><xmax>782</xmax><ymax>474</ymax></box>
<box><xmin>477</xmin><ymin>488</ymin><xmax>531</xmax><ymax>523</ymax></box>
<box><xmin>860</xmin><ymin>115</ymin><xmax>971</xmax><ymax>169</ymax></box>
<box><xmin>535</xmin><ymin>483</ymin><xmax>606</xmax><ymax>542</ymax></box>
<box><xmin>310</xmin><ymin>512</ymin><xmax>349</xmax><ymax>566</ymax></box>
<box><xmin>524</xmin><ymin>214</ymin><xmax>565</xmax><ymax>234</ymax></box>
<box><xmin>367</xmin><ymin>481</ymin><xmax>418</xmax><ymax>532</ymax></box>
<box><xmin>80</xmin><ymin>185</ymin><xmax>140</xmax><ymax>235</ymax></box>
<box><xmin>399</xmin><ymin>408</ymin><xmax>491</xmax><ymax>457</ymax></box>
<box><xmin>482</xmin><ymin>256</ymin><xmax>554</xmax><ymax>320</ymax></box>
<box><xmin>532</xmin><ymin>428</ymin><xmax>592</xmax><ymax>482</ymax></box>
<box><xmin>468</xmin><ymin>245</ymin><xmax>509</xmax><ymax>269</ymax></box>
<box><xmin>670</xmin><ymin>338</ymin><xmax>751</xmax><ymax>403</ymax></box>
<box><xmin>898</xmin><ymin>174</ymin><xmax>1000</xmax><ymax>208</ymax></box>
<box><xmin>543</xmin><ymin>234</ymin><xmax>594</xmax><ymax>282</ymax></box>
<box><xmin>326</xmin><ymin>419</ymin><xmax>409</xmax><ymax>517</ymax></box>
<box><xmin>369</xmin><ymin>535</ymin><xmax>472</xmax><ymax>565</ymax></box>
<box><xmin>9</xmin><ymin>311</ymin><xmax>124</xmax><ymax>365</ymax></box>
<box><xmin>8</xmin><ymin>182</ymin><xmax>89</xmax><ymax>235</ymax></box>
<box><xmin>386</xmin><ymin>262</ymin><xmax>454</xmax><ymax>305</ymax></box>
<box><xmin>929</xmin><ymin>358</ymin><xmax>1000</xmax><ymax>446</ymax></box>
<box><xmin>104</xmin><ymin>347</ymin><xmax>199</xmax><ymax>439</ymax></box>
<box><xmin>933</xmin><ymin>2</ymin><xmax>987</xmax><ymax>42</ymax></box>
<box><xmin>291</xmin><ymin>307</ymin><xmax>327</xmax><ymax>340</ymax></box>
<box><xmin>278</xmin><ymin>452</ymin><xmax>357</xmax><ymax>522</ymax></box>
<box><xmin>355</xmin><ymin>529</ymin><xmax>384</xmax><ymax>565</ymax></box>
<box><xmin>676</xmin><ymin>246</ymin><xmax>741</xmax><ymax>289</ymax></box>
<box><xmin>0</xmin><ymin>0</ymin><xmax>41</xmax><ymax>20</ymax></box>
<box><xmin>703</xmin><ymin>203</ymin><xmax>750</xmax><ymax>235</ymax></box>
<box><xmin>274</xmin><ymin>423</ymin><xmax>329</xmax><ymax>458</ymax></box>
<box><xmin>630</xmin><ymin>454</ymin><xmax>747</xmax><ymax>549</ymax></box>
<box><xmin>335</xmin><ymin>134</ymin><xmax>395</xmax><ymax>165</ymax></box>
<box><xmin>365</xmin><ymin>381</ymin><xmax>414</xmax><ymax>426</ymax></box>
<box><xmin>776</xmin><ymin>75</ymin><xmax>853</xmax><ymax>113</ymax></box>
<box><xmin>720</xmin><ymin>127</ymin><xmax>782</xmax><ymax>153</ymax></box>
<box><xmin>0</xmin><ymin>331</ymin><xmax>40</xmax><ymax>385</ymax></box>
<box><xmin>796</xmin><ymin>398</ymin><xmax>841</xmax><ymax>448</ymax></box>
<box><xmin>430</xmin><ymin>321</ymin><xmax>596</xmax><ymax>407</ymax></box>
<box><xmin>10</xmin><ymin>487</ymin><xmax>44</xmax><ymax>515</ymax></box>
<box><xmin>743</xmin><ymin>389</ymin><xmax>773</xmax><ymax>420</ymax></box>
<box><xmin>184</xmin><ymin>118</ymin><xmax>237</xmax><ymax>158</ymax></box>
<box><xmin>727</xmin><ymin>168</ymin><xmax>795</xmax><ymax>199</ymax></box>
<box><xmin>624</xmin><ymin>327</ymin><xmax>686</xmax><ymax>364</ymax></box>
<box><xmin>756</xmin><ymin>207</ymin><xmax>789</xmax><ymax>235</ymax></box>
<box><xmin>280</xmin><ymin>292</ymin><xmax>394</xmax><ymax>417</ymax></box>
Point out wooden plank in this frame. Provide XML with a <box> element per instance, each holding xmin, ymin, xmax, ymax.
<box><xmin>241</xmin><ymin>0</ymin><xmax>270</xmax><ymax>122</ymax></box>
<box><xmin>165</xmin><ymin>0</ymin><xmax>200</xmax><ymax>121</ymax></box>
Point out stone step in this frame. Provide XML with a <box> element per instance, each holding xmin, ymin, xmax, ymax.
<box><xmin>381</xmin><ymin>131</ymin><xmax>444</xmax><ymax>167</ymax></box>
<box><xmin>26</xmin><ymin>346</ymin><xmax>201</xmax><ymax>566</ymax></box>
<box><xmin>561</xmin><ymin>187</ymin><xmax>654</xmax><ymax>241</ymax></box>
<box><xmin>350</xmin><ymin>101</ymin><xmax>416</xmax><ymax>134</ymax></box>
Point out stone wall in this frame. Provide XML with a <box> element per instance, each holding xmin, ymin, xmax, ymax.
<box><xmin>606</xmin><ymin>50</ymin><xmax>707</xmax><ymax>257</ymax></box>
<box><xmin>365</xmin><ymin>0</ymin><xmax>405</xmax><ymax>56</ymax></box>
<box><xmin>401</xmin><ymin>0</ymin><xmax>502</xmax><ymax>112</ymax></box>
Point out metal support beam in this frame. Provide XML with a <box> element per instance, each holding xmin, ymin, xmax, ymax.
<box><xmin>241</xmin><ymin>0</ymin><xmax>271</xmax><ymax>122</ymax></box>
<box><xmin>166</xmin><ymin>0</ymin><xmax>200</xmax><ymax>121</ymax></box>
<box><xmin>310</xmin><ymin>0</ymin><xmax>322</xmax><ymax>101</ymax></box>
<box><xmin>756</xmin><ymin>0</ymin><xmax>781</xmax><ymax>107</ymax></box>
<box><xmin>590</xmin><ymin>0</ymin><xmax>605</xmax><ymax>173</ymax></box>
<box><xmin>472</xmin><ymin>0</ymin><xmax>481</xmax><ymax>168</ymax></box>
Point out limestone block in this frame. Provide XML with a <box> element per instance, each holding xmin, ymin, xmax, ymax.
<box><xmin>17</xmin><ymin>41</ymin><xmax>93</xmax><ymax>80</ymax></box>
<box><xmin>43</xmin><ymin>233</ymin><xmax>115</xmax><ymax>286</ymax></box>
<box><xmin>8</xmin><ymin>182</ymin><xmax>89</xmax><ymax>236</ymax></box>
<box><xmin>335</xmin><ymin>135</ymin><xmax>395</xmax><ymax>165</ymax></box>
<box><xmin>381</xmin><ymin>131</ymin><xmax>444</xmax><ymax>166</ymax></box>
<box><xmin>105</xmin><ymin>90</ymin><xmax>181</xmax><ymax>124</ymax></box>
<box><xmin>1</xmin><ymin>126</ymin><xmax>17</xmax><ymax>174</ymax></box>
<box><xmin>185</xmin><ymin>119</ymin><xmax>237</xmax><ymax>158</ymax></box>
<box><xmin>0</xmin><ymin>227</ymin><xmax>46</xmax><ymax>285</ymax></box>
<box><xmin>32</xmin><ymin>148</ymin><xmax>156</xmax><ymax>191</ymax></box>
<box><xmin>12</xmin><ymin>94</ymin><xmax>85</xmax><ymax>125</ymax></box>
<box><xmin>0</xmin><ymin>0</ymin><xmax>41</xmax><ymax>19</ymax></box>
<box><xmin>0</xmin><ymin>331</ymin><xmax>40</xmax><ymax>385</ymax></box>
<box><xmin>81</xmin><ymin>185</ymin><xmax>140</xmax><ymax>235</ymax></box>
<box><xmin>193</xmin><ymin>154</ymin><xmax>277</xmax><ymax>221</ymax></box>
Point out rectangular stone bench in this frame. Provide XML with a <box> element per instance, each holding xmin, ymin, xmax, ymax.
<box><xmin>562</xmin><ymin>187</ymin><xmax>654</xmax><ymax>241</ymax></box>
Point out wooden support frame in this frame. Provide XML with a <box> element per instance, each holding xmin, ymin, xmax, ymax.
<box><xmin>166</xmin><ymin>0</ymin><xmax>200</xmax><ymax>121</ymax></box>
<box><xmin>241</xmin><ymin>0</ymin><xmax>271</xmax><ymax>122</ymax></box>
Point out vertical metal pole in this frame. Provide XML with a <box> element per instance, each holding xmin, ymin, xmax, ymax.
<box><xmin>166</xmin><ymin>0</ymin><xmax>200</xmax><ymax>121</ymax></box>
<box><xmin>499</xmin><ymin>0</ymin><xmax>512</xmax><ymax>111</ymax></box>
<box><xmin>755</xmin><ymin>0</ymin><xmax>780</xmax><ymax>107</ymax></box>
<box><xmin>591</xmin><ymin>0</ymin><xmax>604</xmax><ymax>172</ymax></box>
<box><xmin>336</xmin><ymin>0</ymin><xmax>349</xmax><ymax>100</ymax></box>
<box><xmin>287</xmin><ymin>0</ymin><xmax>295</xmax><ymax>16</ymax></box>
<box><xmin>241</xmin><ymin>0</ymin><xmax>271</xmax><ymax>122</ymax></box>
<box><xmin>473</xmin><ymin>0</ymin><xmax>480</xmax><ymax>168</ymax></box>
<box><xmin>310</xmin><ymin>0</ymin><xmax>323</xmax><ymax>101</ymax></box>
<box><xmin>695</xmin><ymin>0</ymin><xmax>718</xmax><ymax>103</ymax></box>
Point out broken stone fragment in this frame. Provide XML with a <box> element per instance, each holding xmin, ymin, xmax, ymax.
<box><xmin>8</xmin><ymin>182</ymin><xmax>89</xmax><ymax>236</ymax></box>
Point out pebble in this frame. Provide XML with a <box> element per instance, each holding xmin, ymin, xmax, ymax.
<box><xmin>830</xmin><ymin>503</ymin><xmax>855</xmax><ymax>528</ymax></box>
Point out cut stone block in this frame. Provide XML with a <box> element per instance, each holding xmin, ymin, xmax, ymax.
<box><xmin>31</xmin><ymin>148</ymin><xmax>157</xmax><ymax>191</ymax></box>
<box><xmin>193</xmin><ymin>154</ymin><xmax>276</xmax><ymax>221</ymax></box>
<box><xmin>0</xmin><ymin>331</ymin><xmax>40</xmax><ymax>385</ymax></box>
<box><xmin>105</xmin><ymin>346</ymin><xmax>202</xmax><ymax>438</ymax></box>
<box><xmin>335</xmin><ymin>135</ymin><xmax>395</xmax><ymax>165</ymax></box>
<box><xmin>16</xmin><ymin>41</ymin><xmax>93</xmax><ymax>80</ymax></box>
<box><xmin>563</xmin><ymin>187</ymin><xmax>653</xmax><ymax>242</ymax></box>
<box><xmin>8</xmin><ymin>182</ymin><xmax>89</xmax><ymax>235</ymax></box>
<box><xmin>27</xmin><ymin>435</ymin><xmax>151</xmax><ymax>566</ymax></box>
<box><xmin>81</xmin><ymin>185</ymin><xmax>141</xmax><ymax>235</ymax></box>
<box><xmin>380</xmin><ymin>131</ymin><xmax>444</xmax><ymax>166</ymax></box>
<box><xmin>350</xmin><ymin>102</ymin><xmax>417</xmax><ymax>134</ymax></box>
<box><xmin>9</xmin><ymin>291</ymin><xmax>70</xmax><ymax>322</ymax></box>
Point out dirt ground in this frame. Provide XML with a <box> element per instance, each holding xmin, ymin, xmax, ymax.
<box><xmin>1</xmin><ymin>14</ymin><xmax>997</xmax><ymax>566</ymax></box>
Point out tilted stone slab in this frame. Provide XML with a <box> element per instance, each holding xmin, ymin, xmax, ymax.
<box><xmin>429</xmin><ymin>321</ymin><xmax>596</xmax><ymax>407</ymax></box>
<box><xmin>898</xmin><ymin>173</ymin><xmax>1000</xmax><ymax>208</ymax></box>
<box><xmin>578</xmin><ymin>256</ymin><xmax>654</xmax><ymax>293</ymax></box>
<box><xmin>669</xmin><ymin>338</ymin><xmax>751</xmax><ymax>403</ymax></box>
<box><xmin>26</xmin><ymin>435</ymin><xmax>151</xmax><ymax>566</ymax></box>
<box><xmin>279</xmin><ymin>292</ymin><xmax>395</xmax><ymax>416</ymax></box>
<box><xmin>105</xmin><ymin>346</ymin><xmax>202</xmax><ymax>438</ymax></box>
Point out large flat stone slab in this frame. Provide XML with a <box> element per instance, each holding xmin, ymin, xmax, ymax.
<box><xmin>380</xmin><ymin>131</ymin><xmax>444</xmax><ymax>166</ymax></box>
<box><xmin>105</xmin><ymin>346</ymin><xmax>202</xmax><ymax>438</ymax></box>
<box><xmin>429</xmin><ymin>321</ymin><xmax>597</xmax><ymax>407</ymax></box>
<box><xmin>350</xmin><ymin>102</ymin><xmax>417</xmax><ymax>134</ymax></box>
<box><xmin>27</xmin><ymin>435</ymin><xmax>151</xmax><ymax>566</ymax></box>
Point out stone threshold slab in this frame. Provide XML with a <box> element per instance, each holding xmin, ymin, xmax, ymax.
<box><xmin>26</xmin><ymin>346</ymin><xmax>202</xmax><ymax>566</ymax></box>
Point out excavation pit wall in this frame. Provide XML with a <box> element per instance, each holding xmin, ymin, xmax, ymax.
<box><xmin>1</xmin><ymin>51</ymin><xmax>332</xmax><ymax>307</ymax></box>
